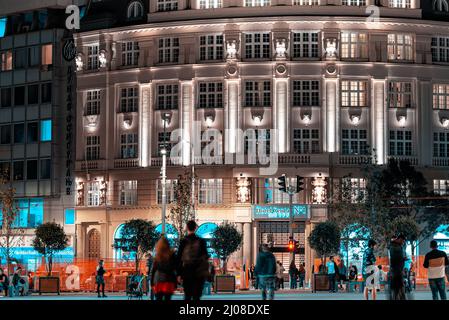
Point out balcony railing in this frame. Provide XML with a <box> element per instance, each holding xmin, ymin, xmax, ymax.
<box><xmin>433</xmin><ymin>158</ymin><xmax>449</xmax><ymax>167</ymax></box>
<box><xmin>338</xmin><ymin>155</ymin><xmax>374</xmax><ymax>165</ymax></box>
<box><xmin>114</xmin><ymin>158</ymin><xmax>140</xmax><ymax>169</ymax></box>
<box><xmin>387</xmin><ymin>156</ymin><xmax>419</xmax><ymax>166</ymax></box>
<box><xmin>75</xmin><ymin>160</ymin><xmax>106</xmax><ymax>171</ymax></box>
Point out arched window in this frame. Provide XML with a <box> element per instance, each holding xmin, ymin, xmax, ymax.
<box><xmin>113</xmin><ymin>224</ymin><xmax>136</xmax><ymax>261</ymax></box>
<box><xmin>155</xmin><ymin>223</ymin><xmax>179</xmax><ymax>246</ymax></box>
<box><xmin>127</xmin><ymin>1</ymin><xmax>144</xmax><ymax>19</ymax></box>
<box><xmin>434</xmin><ymin>0</ymin><xmax>449</xmax><ymax>12</ymax></box>
<box><xmin>196</xmin><ymin>222</ymin><xmax>219</xmax><ymax>258</ymax></box>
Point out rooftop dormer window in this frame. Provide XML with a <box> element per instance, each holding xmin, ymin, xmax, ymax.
<box><xmin>127</xmin><ymin>1</ymin><xmax>144</xmax><ymax>19</ymax></box>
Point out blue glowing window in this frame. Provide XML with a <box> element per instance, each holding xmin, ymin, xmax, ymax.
<box><xmin>0</xmin><ymin>18</ymin><xmax>6</xmax><ymax>38</ymax></box>
<box><xmin>65</xmin><ymin>208</ymin><xmax>75</xmax><ymax>225</ymax></box>
<box><xmin>40</xmin><ymin>119</ymin><xmax>52</xmax><ymax>141</ymax></box>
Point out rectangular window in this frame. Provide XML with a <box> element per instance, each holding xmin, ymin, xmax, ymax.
<box><xmin>14</xmin><ymin>48</ymin><xmax>27</xmax><ymax>69</ymax></box>
<box><xmin>41</xmin><ymin>44</ymin><xmax>52</xmax><ymax>66</ymax></box>
<box><xmin>86</xmin><ymin>136</ymin><xmax>100</xmax><ymax>160</ymax></box>
<box><xmin>342</xmin><ymin>0</ymin><xmax>366</xmax><ymax>5</ymax></box>
<box><xmin>341</xmin><ymin>80</ymin><xmax>368</xmax><ymax>107</ymax></box>
<box><xmin>433</xmin><ymin>180</ymin><xmax>449</xmax><ymax>196</ymax></box>
<box><xmin>388</xmin><ymin>34</ymin><xmax>413</xmax><ymax>61</ymax></box>
<box><xmin>27</xmin><ymin>122</ymin><xmax>38</xmax><ymax>143</ymax></box>
<box><xmin>198</xmin><ymin>82</ymin><xmax>223</xmax><ymax>108</ymax></box>
<box><xmin>157</xmin><ymin>0</ymin><xmax>178</xmax><ymax>11</ymax></box>
<box><xmin>245</xmin><ymin>0</ymin><xmax>270</xmax><ymax>6</ymax></box>
<box><xmin>40</xmin><ymin>119</ymin><xmax>52</xmax><ymax>142</ymax></box>
<box><xmin>40</xmin><ymin>158</ymin><xmax>51</xmax><ymax>179</ymax></box>
<box><xmin>86</xmin><ymin>90</ymin><xmax>100</xmax><ymax>115</ymax></box>
<box><xmin>28</xmin><ymin>46</ymin><xmax>40</xmax><ymax>67</ymax></box>
<box><xmin>244</xmin><ymin>80</ymin><xmax>271</xmax><ymax>107</ymax></box>
<box><xmin>292</xmin><ymin>80</ymin><xmax>320</xmax><ymax>107</ymax></box>
<box><xmin>199</xmin><ymin>35</ymin><xmax>224</xmax><ymax>61</ymax></box>
<box><xmin>199</xmin><ymin>179</ymin><xmax>223</xmax><ymax>204</ymax></box>
<box><xmin>156</xmin><ymin>179</ymin><xmax>177</xmax><ymax>204</ymax></box>
<box><xmin>1</xmin><ymin>88</ymin><xmax>11</xmax><ymax>107</ymax></box>
<box><xmin>293</xmin><ymin>0</ymin><xmax>319</xmax><ymax>4</ymax></box>
<box><xmin>388</xmin><ymin>81</ymin><xmax>413</xmax><ymax>108</ymax></box>
<box><xmin>341</xmin><ymin>129</ymin><xmax>368</xmax><ymax>155</ymax></box>
<box><xmin>156</xmin><ymin>84</ymin><xmax>179</xmax><ymax>110</ymax></box>
<box><xmin>158</xmin><ymin>132</ymin><xmax>172</xmax><ymax>155</ymax></box>
<box><xmin>12</xmin><ymin>198</ymin><xmax>43</xmax><ymax>228</ymax></box>
<box><xmin>87</xmin><ymin>181</ymin><xmax>100</xmax><ymax>206</ymax></box>
<box><xmin>120</xmin><ymin>87</ymin><xmax>138</xmax><ymax>112</ymax></box>
<box><xmin>121</xmin><ymin>42</ymin><xmax>139</xmax><ymax>66</ymax></box>
<box><xmin>14</xmin><ymin>86</ymin><xmax>25</xmax><ymax>106</ymax></box>
<box><xmin>342</xmin><ymin>177</ymin><xmax>367</xmax><ymax>203</ymax></box>
<box><xmin>0</xmin><ymin>162</ymin><xmax>10</xmax><ymax>181</ymax></box>
<box><xmin>389</xmin><ymin>130</ymin><xmax>413</xmax><ymax>156</ymax></box>
<box><xmin>119</xmin><ymin>180</ymin><xmax>137</xmax><ymax>205</ymax></box>
<box><xmin>64</xmin><ymin>208</ymin><xmax>75</xmax><ymax>225</ymax></box>
<box><xmin>158</xmin><ymin>38</ymin><xmax>179</xmax><ymax>64</ymax></box>
<box><xmin>293</xmin><ymin>129</ymin><xmax>320</xmax><ymax>154</ymax></box>
<box><xmin>0</xmin><ymin>124</ymin><xmax>11</xmax><ymax>144</ymax></box>
<box><xmin>199</xmin><ymin>0</ymin><xmax>222</xmax><ymax>8</ymax></box>
<box><xmin>389</xmin><ymin>0</ymin><xmax>410</xmax><ymax>8</ymax></box>
<box><xmin>341</xmin><ymin>32</ymin><xmax>368</xmax><ymax>59</ymax></box>
<box><xmin>87</xmin><ymin>45</ymin><xmax>99</xmax><ymax>70</ymax></box>
<box><xmin>26</xmin><ymin>159</ymin><xmax>38</xmax><ymax>180</ymax></box>
<box><xmin>245</xmin><ymin>33</ymin><xmax>271</xmax><ymax>59</ymax></box>
<box><xmin>13</xmin><ymin>161</ymin><xmax>24</xmax><ymax>181</ymax></box>
<box><xmin>1</xmin><ymin>50</ymin><xmax>12</xmax><ymax>71</ymax></box>
<box><xmin>120</xmin><ymin>133</ymin><xmax>138</xmax><ymax>159</ymax></box>
<box><xmin>264</xmin><ymin>178</ymin><xmax>298</xmax><ymax>204</ymax></box>
<box><xmin>14</xmin><ymin>123</ymin><xmax>25</xmax><ymax>143</ymax></box>
<box><xmin>431</xmin><ymin>36</ymin><xmax>449</xmax><ymax>63</ymax></box>
<box><xmin>433</xmin><ymin>131</ymin><xmax>449</xmax><ymax>158</ymax></box>
<box><xmin>292</xmin><ymin>32</ymin><xmax>319</xmax><ymax>59</ymax></box>
<box><xmin>244</xmin><ymin>129</ymin><xmax>271</xmax><ymax>155</ymax></box>
<box><xmin>28</xmin><ymin>84</ymin><xmax>39</xmax><ymax>105</ymax></box>
<box><xmin>41</xmin><ymin>83</ymin><xmax>52</xmax><ymax>103</ymax></box>
<box><xmin>433</xmin><ymin>84</ymin><xmax>449</xmax><ymax>110</ymax></box>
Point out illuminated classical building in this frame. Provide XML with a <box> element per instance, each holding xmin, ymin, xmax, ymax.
<box><xmin>73</xmin><ymin>0</ymin><xmax>449</xmax><ymax>274</ymax></box>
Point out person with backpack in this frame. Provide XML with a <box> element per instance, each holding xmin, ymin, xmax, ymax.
<box><xmin>151</xmin><ymin>236</ymin><xmax>177</xmax><ymax>300</ymax></box>
<box><xmin>388</xmin><ymin>234</ymin><xmax>407</xmax><ymax>300</ymax></box>
<box><xmin>423</xmin><ymin>240</ymin><xmax>449</xmax><ymax>300</ymax></box>
<box><xmin>0</xmin><ymin>268</ymin><xmax>8</xmax><ymax>297</ymax></box>
<box><xmin>176</xmin><ymin>220</ymin><xmax>209</xmax><ymax>301</ymax></box>
<box><xmin>95</xmin><ymin>260</ymin><xmax>107</xmax><ymax>298</ymax></box>
<box><xmin>255</xmin><ymin>244</ymin><xmax>277</xmax><ymax>300</ymax></box>
<box><xmin>362</xmin><ymin>239</ymin><xmax>377</xmax><ymax>300</ymax></box>
<box><xmin>288</xmin><ymin>262</ymin><xmax>298</xmax><ymax>289</ymax></box>
<box><xmin>298</xmin><ymin>263</ymin><xmax>306</xmax><ymax>288</ymax></box>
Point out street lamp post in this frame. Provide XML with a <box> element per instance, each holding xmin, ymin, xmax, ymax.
<box><xmin>160</xmin><ymin>113</ymin><xmax>170</xmax><ymax>235</ymax></box>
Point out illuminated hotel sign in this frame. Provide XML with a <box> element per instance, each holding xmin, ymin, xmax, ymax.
<box><xmin>252</xmin><ymin>204</ymin><xmax>308</xmax><ymax>220</ymax></box>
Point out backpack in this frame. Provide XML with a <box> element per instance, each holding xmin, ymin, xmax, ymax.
<box><xmin>181</xmin><ymin>237</ymin><xmax>209</xmax><ymax>278</ymax></box>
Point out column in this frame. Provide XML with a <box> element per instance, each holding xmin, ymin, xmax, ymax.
<box><xmin>243</xmin><ymin>222</ymin><xmax>252</xmax><ymax>266</ymax></box>
<box><xmin>180</xmin><ymin>80</ymin><xmax>193</xmax><ymax>165</ymax></box>
<box><xmin>225</xmin><ymin>79</ymin><xmax>239</xmax><ymax>154</ymax></box>
<box><xmin>274</xmin><ymin>79</ymin><xmax>288</xmax><ymax>153</ymax></box>
<box><xmin>419</xmin><ymin>79</ymin><xmax>432</xmax><ymax>166</ymax></box>
<box><xmin>372</xmin><ymin>79</ymin><xmax>386</xmax><ymax>164</ymax></box>
<box><xmin>76</xmin><ymin>223</ymin><xmax>86</xmax><ymax>258</ymax></box>
<box><xmin>325</xmin><ymin>79</ymin><xmax>338</xmax><ymax>152</ymax></box>
<box><xmin>140</xmin><ymin>83</ymin><xmax>151</xmax><ymax>167</ymax></box>
<box><xmin>100</xmin><ymin>223</ymin><xmax>108</xmax><ymax>259</ymax></box>
<box><xmin>236</xmin><ymin>223</ymin><xmax>244</xmax><ymax>264</ymax></box>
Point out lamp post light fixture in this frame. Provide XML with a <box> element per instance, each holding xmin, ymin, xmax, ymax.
<box><xmin>398</xmin><ymin>115</ymin><xmax>407</xmax><ymax>128</ymax></box>
<box><xmin>253</xmin><ymin>115</ymin><xmax>262</xmax><ymax>127</ymax></box>
<box><xmin>350</xmin><ymin>115</ymin><xmax>360</xmax><ymax>126</ymax></box>
<box><xmin>441</xmin><ymin>117</ymin><xmax>449</xmax><ymax>128</ymax></box>
<box><xmin>302</xmin><ymin>114</ymin><xmax>311</xmax><ymax>126</ymax></box>
<box><xmin>205</xmin><ymin>115</ymin><xmax>214</xmax><ymax>128</ymax></box>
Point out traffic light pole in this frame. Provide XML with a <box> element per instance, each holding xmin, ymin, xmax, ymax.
<box><xmin>288</xmin><ymin>190</ymin><xmax>294</xmax><ymax>265</ymax></box>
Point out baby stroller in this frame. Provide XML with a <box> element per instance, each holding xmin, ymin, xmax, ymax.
<box><xmin>127</xmin><ymin>274</ymin><xmax>145</xmax><ymax>300</ymax></box>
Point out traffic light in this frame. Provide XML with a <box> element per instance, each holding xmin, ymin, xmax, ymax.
<box><xmin>288</xmin><ymin>238</ymin><xmax>295</xmax><ymax>251</ymax></box>
<box><xmin>278</xmin><ymin>175</ymin><xmax>287</xmax><ymax>193</ymax></box>
<box><xmin>296</xmin><ymin>176</ymin><xmax>304</xmax><ymax>193</ymax></box>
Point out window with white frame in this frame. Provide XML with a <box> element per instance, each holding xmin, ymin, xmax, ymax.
<box><xmin>342</xmin><ymin>129</ymin><xmax>368</xmax><ymax>155</ymax></box>
<box><xmin>86</xmin><ymin>90</ymin><xmax>100</xmax><ymax>115</ymax></box>
<box><xmin>389</xmin><ymin>130</ymin><xmax>412</xmax><ymax>156</ymax></box>
<box><xmin>199</xmin><ymin>35</ymin><xmax>224</xmax><ymax>61</ymax></box>
<box><xmin>433</xmin><ymin>84</ymin><xmax>449</xmax><ymax>110</ymax></box>
<box><xmin>434</xmin><ymin>179</ymin><xmax>449</xmax><ymax>195</ymax></box>
<box><xmin>433</xmin><ymin>131</ymin><xmax>449</xmax><ymax>158</ymax></box>
<box><xmin>244</xmin><ymin>33</ymin><xmax>270</xmax><ymax>59</ymax></box>
<box><xmin>156</xmin><ymin>84</ymin><xmax>179</xmax><ymax>110</ymax></box>
<box><xmin>245</xmin><ymin>0</ymin><xmax>270</xmax><ymax>6</ymax></box>
<box><xmin>293</xmin><ymin>0</ymin><xmax>319</xmax><ymax>4</ymax></box>
<box><xmin>121</xmin><ymin>42</ymin><xmax>139</xmax><ymax>66</ymax></box>
<box><xmin>158</xmin><ymin>132</ymin><xmax>173</xmax><ymax>155</ymax></box>
<box><xmin>158</xmin><ymin>38</ymin><xmax>179</xmax><ymax>63</ymax></box>
<box><xmin>199</xmin><ymin>0</ymin><xmax>222</xmax><ymax>8</ymax></box>
<box><xmin>119</xmin><ymin>180</ymin><xmax>137</xmax><ymax>205</ymax></box>
<box><xmin>120</xmin><ymin>133</ymin><xmax>138</xmax><ymax>159</ymax></box>
<box><xmin>244</xmin><ymin>80</ymin><xmax>271</xmax><ymax>107</ymax></box>
<box><xmin>342</xmin><ymin>0</ymin><xmax>366</xmax><ymax>5</ymax></box>
<box><xmin>120</xmin><ymin>87</ymin><xmax>138</xmax><ymax>113</ymax></box>
<box><xmin>264</xmin><ymin>178</ymin><xmax>298</xmax><ymax>204</ymax></box>
<box><xmin>342</xmin><ymin>177</ymin><xmax>366</xmax><ymax>203</ymax></box>
<box><xmin>389</xmin><ymin>0</ymin><xmax>410</xmax><ymax>8</ymax></box>
<box><xmin>87</xmin><ymin>45</ymin><xmax>99</xmax><ymax>70</ymax></box>
<box><xmin>87</xmin><ymin>181</ymin><xmax>100</xmax><ymax>206</ymax></box>
<box><xmin>198</xmin><ymin>82</ymin><xmax>223</xmax><ymax>108</ymax></box>
<box><xmin>388</xmin><ymin>34</ymin><xmax>413</xmax><ymax>61</ymax></box>
<box><xmin>293</xmin><ymin>129</ymin><xmax>320</xmax><ymax>154</ymax></box>
<box><xmin>244</xmin><ymin>129</ymin><xmax>271</xmax><ymax>155</ymax></box>
<box><xmin>388</xmin><ymin>81</ymin><xmax>413</xmax><ymax>108</ymax></box>
<box><xmin>199</xmin><ymin>179</ymin><xmax>223</xmax><ymax>204</ymax></box>
<box><xmin>434</xmin><ymin>0</ymin><xmax>449</xmax><ymax>12</ymax></box>
<box><xmin>291</xmin><ymin>32</ymin><xmax>319</xmax><ymax>59</ymax></box>
<box><xmin>341</xmin><ymin>32</ymin><xmax>368</xmax><ymax>59</ymax></box>
<box><xmin>156</xmin><ymin>179</ymin><xmax>177</xmax><ymax>204</ymax></box>
<box><xmin>341</xmin><ymin>80</ymin><xmax>368</xmax><ymax>107</ymax></box>
<box><xmin>157</xmin><ymin>0</ymin><xmax>178</xmax><ymax>11</ymax></box>
<box><xmin>86</xmin><ymin>136</ymin><xmax>100</xmax><ymax>160</ymax></box>
<box><xmin>127</xmin><ymin>1</ymin><xmax>144</xmax><ymax>18</ymax></box>
<box><xmin>292</xmin><ymin>80</ymin><xmax>320</xmax><ymax>107</ymax></box>
<box><xmin>431</xmin><ymin>36</ymin><xmax>449</xmax><ymax>63</ymax></box>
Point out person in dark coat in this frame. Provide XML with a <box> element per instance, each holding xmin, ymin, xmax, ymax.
<box><xmin>255</xmin><ymin>244</ymin><xmax>277</xmax><ymax>300</ymax></box>
<box><xmin>289</xmin><ymin>262</ymin><xmax>299</xmax><ymax>289</ymax></box>
<box><xmin>388</xmin><ymin>234</ymin><xmax>407</xmax><ymax>300</ymax></box>
<box><xmin>96</xmin><ymin>260</ymin><xmax>107</xmax><ymax>298</ymax></box>
<box><xmin>151</xmin><ymin>236</ymin><xmax>177</xmax><ymax>300</ymax></box>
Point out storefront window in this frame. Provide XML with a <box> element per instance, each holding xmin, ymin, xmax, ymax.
<box><xmin>155</xmin><ymin>223</ymin><xmax>179</xmax><ymax>247</ymax></box>
<box><xmin>196</xmin><ymin>222</ymin><xmax>218</xmax><ymax>258</ymax></box>
<box><xmin>339</xmin><ymin>224</ymin><xmax>370</xmax><ymax>273</ymax></box>
<box><xmin>0</xmin><ymin>198</ymin><xmax>44</xmax><ymax>228</ymax></box>
<box><xmin>113</xmin><ymin>224</ymin><xmax>136</xmax><ymax>261</ymax></box>
<box><xmin>434</xmin><ymin>224</ymin><xmax>449</xmax><ymax>254</ymax></box>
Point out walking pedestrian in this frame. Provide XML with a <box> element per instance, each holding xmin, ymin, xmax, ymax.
<box><xmin>12</xmin><ymin>267</ymin><xmax>25</xmax><ymax>296</ymax></box>
<box><xmin>338</xmin><ymin>259</ymin><xmax>347</xmax><ymax>291</ymax></box>
<box><xmin>298</xmin><ymin>263</ymin><xmax>306</xmax><ymax>288</ymax></box>
<box><xmin>151</xmin><ymin>236</ymin><xmax>177</xmax><ymax>301</ymax></box>
<box><xmin>0</xmin><ymin>268</ymin><xmax>8</xmax><ymax>297</ymax></box>
<box><xmin>255</xmin><ymin>244</ymin><xmax>277</xmax><ymax>300</ymax></box>
<box><xmin>95</xmin><ymin>260</ymin><xmax>107</xmax><ymax>298</ymax></box>
<box><xmin>423</xmin><ymin>240</ymin><xmax>449</xmax><ymax>300</ymax></box>
<box><xmin>388</xmin><ymin>234</ymin><xmax>407</xmax><ymax>300</ymax></box>
<box><xmin>249</xmin><ymin>264</ymin><xmax>255</xmax><ymax>289</ymax></box>
<box><xmin>289</xmin><ymin>262</ymin><xmax>298</xmax><ymax>289</ymax></box>
<box><xmin>276</xmin><ymin>262</ymin><xmax>285</xmax><ymax>290</ymax></box>
<box><xmin>326</xmin><ymin>256</ymin><xmax>337</xmax><ymax>293</ymax></box>
<box><xmin>146</xmin><ymin>253</ymin><xmax>154</xmax><ymax>300</ymax></box>
<box><xmin>362</xmin><ymin>239</ymin><xmax>377</xmax><ymax>300</ymax></box>
<box><xmin>176</xmin><ymin>220</ymin><xmax>210</xmax><ymax>301</ymax></box>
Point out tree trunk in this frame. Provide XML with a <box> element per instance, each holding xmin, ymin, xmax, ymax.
<box><xmin>222</xmin><ymin>258</ymin><xmax>227</xmax><ymax>275</ymax></box>
<box><xmin>48</xmin><ymin>255</ymin><xmax>53</xmax><ymax>276</ymax></box>
<box><xmin>135</xmin><ymin>253</ymin><xmax>139</xmax><ymax>274</ymax></box>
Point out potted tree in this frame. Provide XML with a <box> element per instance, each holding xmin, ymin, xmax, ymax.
<box><xmin>113</xmin><ymin>219</ymin><xmax>158</xmax><ymax>294</ymax></box>
<box><xmin>308</xmin><ymin>221</ymin><xmax>340</xmax><ymax>292</ymax></box>
<box><xmin>33</xmin><ymin>222</ymin><xmax>69</xmax><ymax>295</ymax></box>
<box><xmin>210</xmin><ymin>222</ymin><xmax>243</xmax><ymax>293</ymax></box>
